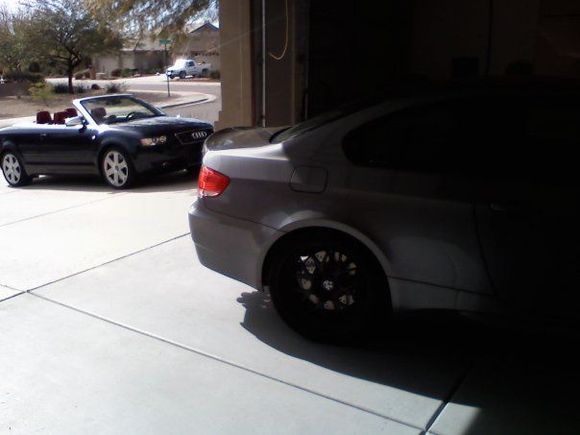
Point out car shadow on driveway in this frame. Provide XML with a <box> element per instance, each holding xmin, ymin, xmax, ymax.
<box><xmin>237</xmin><ymin>290</ymin><xmax>580</xmax><ymax>432</ymax></box>
<box><xmin>18</xmin><ymin>170</ymin><xmax>197</xmax><ymax>194</ymax></box>
<box><xmin>237</xmin><ymin>291</ymin><xmax>493</xmax><ymax>396</ymax></box>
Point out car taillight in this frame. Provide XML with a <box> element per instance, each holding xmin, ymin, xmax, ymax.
<box><xmin>198</xmin><ymin>165</ymin><xmax>230</xmax><ymax>197</ymax></box>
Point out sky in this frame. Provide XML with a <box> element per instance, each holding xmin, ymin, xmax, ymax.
<box><xmin>0</xmin><ymin>0</ymin><xmax>20</xmax><ymax>12</ymax></box>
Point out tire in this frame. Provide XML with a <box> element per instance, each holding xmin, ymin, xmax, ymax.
<box><xmin>101</xmin><ymin>148</ymin><xmax>135</xmax><ymax>189</ymax></box>
<box><xmin>268</xmin><ymin>233</ymin><xmax>390</xmax><ymax>343</ymax></box>
<box><xmin>1</xmin><ymin>152</ymin><xmax>31</xmax><ymax>187</ymax></box>
<box><xmin>201</xmin><ymin>69</ymin><xmax>209</xmax><ymax>78</ymax></box>
<box><xmin>179</xmin><ymin>71</ymin><xmax>186</xmax><ymax>79</ymax></box>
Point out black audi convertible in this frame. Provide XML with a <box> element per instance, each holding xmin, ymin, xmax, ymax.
<box><xmin>0</xmin><ymin>94</ymin><xmax>213</xmax><ymax>188</ymax></box>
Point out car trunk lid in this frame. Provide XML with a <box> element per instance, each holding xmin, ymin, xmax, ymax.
<box><xmin>204</xmin><ymin>127</ymin><xmax>286</xmax><ymax>151</ymax></box>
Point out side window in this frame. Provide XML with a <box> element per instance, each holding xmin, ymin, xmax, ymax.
<box><xmin>343</xmin><ymin>96</ymin><xmax>579</xmax><ymax>181</ymax></box>
<box><xmin>477</xmin><ymin>98</ymin><xmax>578</xmax><ymax>183</ymax></box>
<box><xmin>187</xmin><ymin>61</ymin><xmax>194</xmax><ymax>67</ymax></box>
<box><xmin>343</xmin><ymin>103</ymin><xmax>466</xmax><ymax>173</ymax></box>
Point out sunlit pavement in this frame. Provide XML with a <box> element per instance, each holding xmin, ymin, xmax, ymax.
<box><xmin>1</xmin><ymin>173</ymin><xmax>579</xmax><ymax>434</ymax></box>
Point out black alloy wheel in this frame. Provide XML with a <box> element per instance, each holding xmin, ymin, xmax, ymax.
<box><xmin>268</xmin><ymin>234</ymin><xmax>389</xmax><ymax>343</ymax></box>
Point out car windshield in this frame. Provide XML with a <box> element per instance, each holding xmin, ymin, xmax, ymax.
<box><xmin>173</xmin><ymin>59</ymin><xmax>187</xmax><ymax>68</ymax></box>
<box><xmin>81</xmin><ymin>95</ymin><xmax>162</xmax><ymax>125</ymax></box>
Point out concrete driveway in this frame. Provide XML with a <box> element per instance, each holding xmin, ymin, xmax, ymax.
<box><xmin>1</xmin><ymin>173</ymin><xmax>579</xmax><ymax>434</ymax></box>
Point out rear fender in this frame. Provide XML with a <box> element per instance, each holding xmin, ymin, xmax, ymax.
<box><xmin>259</xmin><ymin>218</ymin><xmax>393</xmax><ymax>288</ymax></box>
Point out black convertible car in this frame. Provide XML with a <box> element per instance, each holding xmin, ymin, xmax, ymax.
<box><xmin>0</xmin><ymin>94</ymin><xmax>213</xmax><ymax>188</ymax></box>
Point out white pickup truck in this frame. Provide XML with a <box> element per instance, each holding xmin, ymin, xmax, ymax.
<box><xmin>166</xmin><ymin>59</ymin><xmax>211</xmax><ymax>79</ymax></box>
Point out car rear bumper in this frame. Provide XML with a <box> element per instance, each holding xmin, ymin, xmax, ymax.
<box><xmin>188</xmin><ymin>198</ymin><xmax>282</xmax><ymax>290</ymax></box>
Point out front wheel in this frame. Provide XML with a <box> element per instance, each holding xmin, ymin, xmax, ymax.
<box><xmin>268</xmin><ymin>234</ymin><xmax>390</xmax><ymax>343</ymax></box>
<box><xmin>1</xmin><ymin>152</ymin><xmax>31</xmax><ymax>187</ymax></box>
<box><xmin>179</xmin><ymin>71</ymin><xmax>186</xmax><ymax>79</ymax></box>
<box><xmin>101</xmin><ymin>148</ymin><xmax>135</xmax><ymax>189</ymax></box>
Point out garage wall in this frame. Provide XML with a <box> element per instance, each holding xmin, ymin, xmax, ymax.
<box><xmin>217</xmin><ymin>0</ymin><xmax>580</xmax><ymax>130</ymax></box>
<box><xmin>214</xmin><ymin>0</ymin><xmax>254</xmax><ymax>130</ymax></box>
<box><xmin>305</xmin><ymin>0</ymin><xmax>413</xmax><ymax>117</ymax></box>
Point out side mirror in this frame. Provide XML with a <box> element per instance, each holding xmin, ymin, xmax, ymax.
<box><xmin>65</xmin><ymin>116</ymin><xmax>86</xmax><ymax>127</ymax></box>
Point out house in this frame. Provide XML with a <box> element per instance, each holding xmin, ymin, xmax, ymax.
<box><xmin>172</xmin><ymin>22</ymin><xmax>220</xmax><ymax>72</ymax></box>
<box><xmin>93</xmin><ymin>23</ymin><xmax>220</xmax><ymax>77</ymax></box>
<box><xmin>93</xmin><ymin>35</ymin><xmax>168</xmax><ymax>77</ymax></box>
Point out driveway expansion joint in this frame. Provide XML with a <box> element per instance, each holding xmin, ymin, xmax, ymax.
<box><xmin>422</xmin><ymin>364</ymin><xmax>474</xmax><ymax>434</ymax></box>
<box><xmin>27</xmin><ymin>291</ymin><xmax>423</xmax><ymax>432</ymax></box>
<box><xmin>0</xmin><ymin>282</ymin><xmax>21</xmax><ymax>292</ymax></box>
<box><xmin>25</xmin><ymin>232</ymin><xmax>191</xmax><ymax>293</ymax></box>
<box><xmin>0</xmin><ymin>290</ymin><xmax>26</xmax><ymax>303</ymax></box>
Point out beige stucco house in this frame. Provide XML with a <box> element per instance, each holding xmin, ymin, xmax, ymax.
<box><xmin>93</xmin><ymin>23</ymin><xmax>220</xmax><ymax>77</ymax></box>
<box><xmin>173</xmin><ymin>22</ymin><xmax>220</xmax><ymax>72</ymax></box>
<box><xmin>93</xmin><ymin>35</ymin><xmax>167</xmax><ymax>77</ymax></box>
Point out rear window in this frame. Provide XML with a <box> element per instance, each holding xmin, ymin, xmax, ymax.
<box><xmin>270</xmin><ymin>97</ymin><xmax>394</xmax><ymax>143</ymax></box>
<box><xmin>270</xmin><ymin>110</ymin><xmax>343</xmax><ymax>143</ymax></box>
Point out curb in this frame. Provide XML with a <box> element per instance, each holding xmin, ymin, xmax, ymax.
<box><xmin>158</xmin><ymin>97</ymin><xmax>211</xmax><ymax>109</ymax></box>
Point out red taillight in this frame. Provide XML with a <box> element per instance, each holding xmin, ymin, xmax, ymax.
<box><xmin>198</xmin><ymin>165</ymin><xmax>230</xmax><ymax>197</ymax></box>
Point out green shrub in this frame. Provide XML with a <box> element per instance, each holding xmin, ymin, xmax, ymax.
<box><xmin>28</xmin><ymin>82</ymin><xmax>54</xmax><ymax>105</ymax></box>
<box><xmin>105</xmin><ymin>81</ymin><xmax>127</xmax><ymax>94</ymax></box>
<box><xmin>121</xmin><ymin>68</ymin><xmax>135</xmax><ymax>78</ymax></box>
<box><xmin>28</xmin><ymin>62</ymin><xmax>41</xmax><ymax>73</ymax></box>
<box><xmin>74</xmin><ymin>84</ymin><xmax>88</xmax><ymax>94</ymax></box>
<box><xmin>111</xmin><ymin>68</ymin><xmax>122</xmax><ymax>78</ymax></box>
<box><xmin>52</xmin><ymin>82</ymin><xmax>70</xmax><ymax>94</ymax></box>
<box><xmin>4</xmin><ymin>71</ymin><xmax>45</xmax><ymax>84</ymax></box>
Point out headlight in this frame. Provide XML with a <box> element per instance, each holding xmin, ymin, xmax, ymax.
<box><xmin>140</xmin><ymin>136</ymin><xmax>167</xmax><ymax>146</ymax></box>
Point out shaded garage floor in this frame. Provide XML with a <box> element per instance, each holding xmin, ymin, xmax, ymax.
<box><xmin>1</xmin><ymin>173</ymin><xmax>579</xmax><ymax>434</ymax></box>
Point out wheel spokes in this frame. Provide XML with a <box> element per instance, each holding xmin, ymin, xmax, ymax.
<box><xmin>104</xmin><ymin>151</ymin><xmax>129</xmax><ymax>186</ymax></box>
<box><xmin>292</xmin><ymin>248</ymin><xmax>360</xmax><ymax>314</ymax></box>
<box><xmin>2</xmin><ymin>155</ymin><xmax>21</xmax><ymax>183</ymax></box>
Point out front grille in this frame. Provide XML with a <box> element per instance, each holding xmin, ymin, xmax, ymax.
<box><xmin>175</xmin><ymin>129</ymin><xmax>210</xmax><ymax>145</ymax></box>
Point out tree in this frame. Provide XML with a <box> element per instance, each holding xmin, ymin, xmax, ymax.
<box><xmin>0</xmin><ymin>7</ymin><xmax>27</xmax><ymax>73</ymax></box>
<box><xmin>87</xmin><ymin>0</ymin><xmax>218</xmax><ymax>36</ymax></box>
<box><xmin>23</xmin><ymin>0</ymin><xmax>122</xmax><ymax>93</ymax></box>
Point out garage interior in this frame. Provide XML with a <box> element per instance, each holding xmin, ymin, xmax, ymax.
<box><xmin>217</xmin><ymin>0</ymin><xmax>580</xmax><ymax>129</ymax></box>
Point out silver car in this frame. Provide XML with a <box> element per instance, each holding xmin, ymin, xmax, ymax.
<box><xmin>189</xmin><ymin>86</ymin><xmax>579</xmax><ymax>342</ymax></box>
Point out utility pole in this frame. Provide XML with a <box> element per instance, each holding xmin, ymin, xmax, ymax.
<box><xmin>160</xmin><ymin>38</ymin><xmax>172</xmax><ymax>97</ymax></box>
